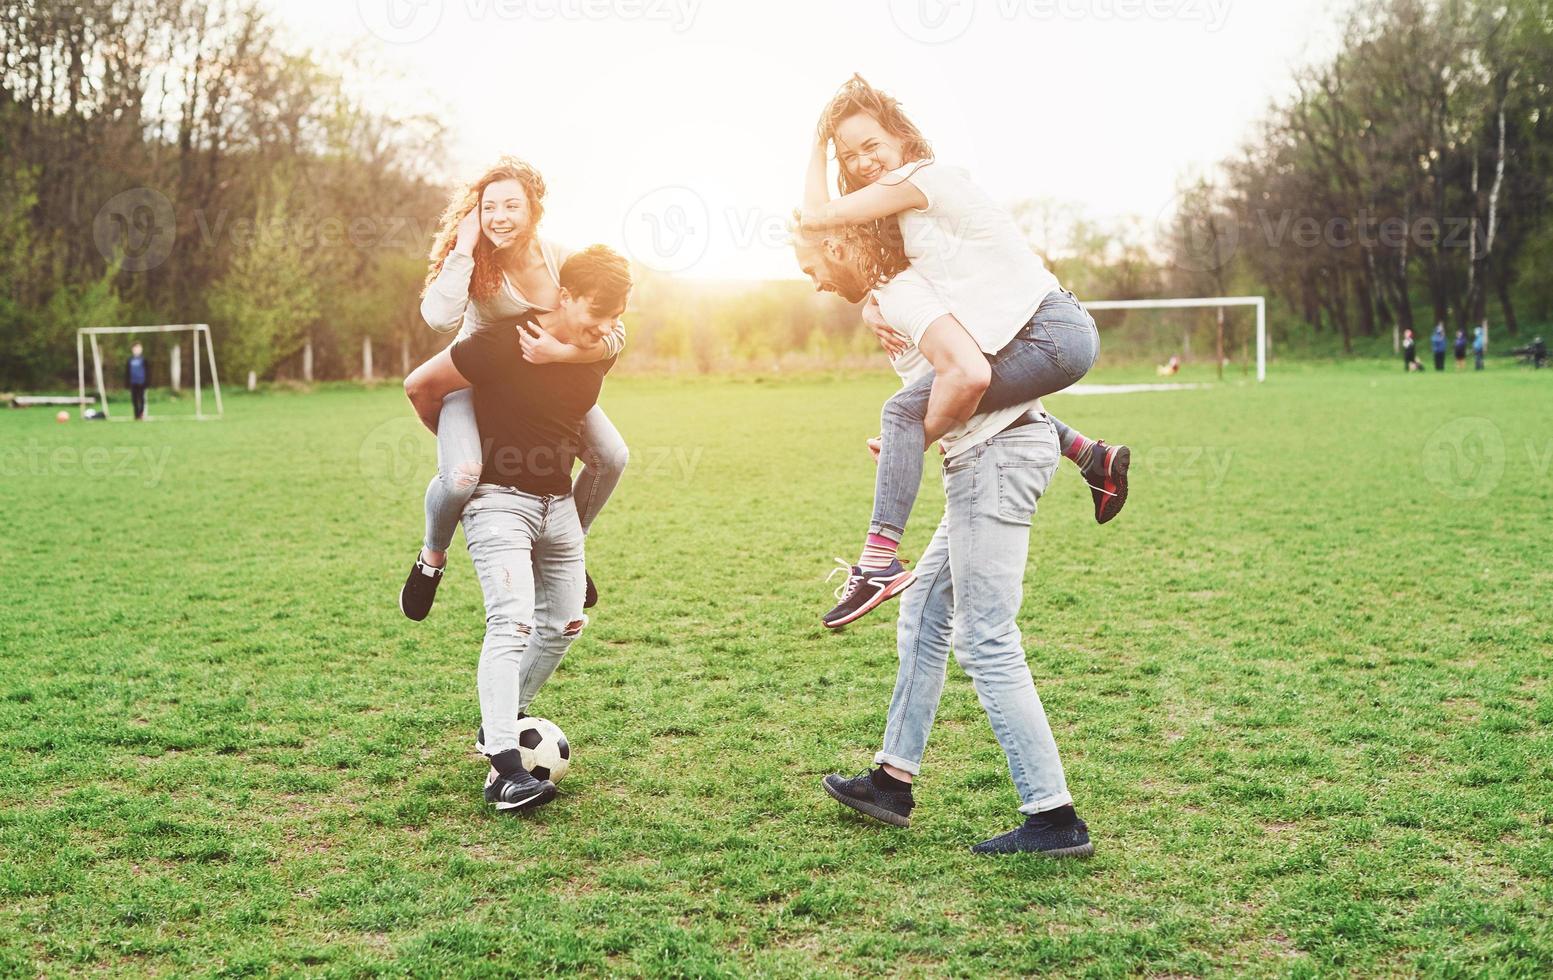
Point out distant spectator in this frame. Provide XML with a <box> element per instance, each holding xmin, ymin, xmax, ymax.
<box><xmin>1432</xmin><ymin>324</ymin><xmax>1447</xmax><ymax>371</ymax></box>
<box><xmin>125</xmin><ymin>342</ymin><xmax>149</xmax><ymax>420</ymax></box>
<box><xmin>1454</xmin><ymin>329</ymin><xmax>1467</xmax><ymax>370</ymax></box>
<box><xmin>1534</xmin><ymin>336</ymin><xmax>1547</xmax><ymax>370</ymax></box>
<box><xmin>1402</xmin><ymin>328</ymin><xmax>1417</xmax><ymax>372</ymax></box>
<box><xmin>1473</xmin><ymin>325</ymin><xmax>1486</xmax><ymax>371</ymax></box>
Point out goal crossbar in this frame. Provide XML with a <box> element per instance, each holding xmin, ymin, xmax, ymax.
<box><xmin>1084</xmin><ymin>296</ymin><xmax>1266</xmax><ymax>382</ymax></box>
<box><xmin>77</xmin><ymin>324</ymin><xmax>224</xmax><ymax>420</ymax></box>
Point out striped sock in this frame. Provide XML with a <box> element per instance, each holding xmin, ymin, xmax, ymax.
<box><xmin>858</xmin><ymin>533</ymin><xmax>899</xmax><ymax>571</ymax></box>
<box><xmin>1063</xmin><ymin>433</ymin><xmax>1095</xmax><ymax>469</ymax></box>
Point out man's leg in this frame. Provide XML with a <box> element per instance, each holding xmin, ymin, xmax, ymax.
<box><xmin>462</xmin><ymin>488</ymin><xmax>556</xmax><ymax>811</ymax></box>
<box><xmin>518</xmin><ymin>496</ymin><xmax>589</xmax><ymax>715</ymax></box>
<box><xmin>821</xmin><ymin>515</ymin><xmax>954</xmax><ymax>827</ymax></box>
<box><xmin>944</xmin><ymin>424</ymin><xmax>1092</xmax><ymax>856</ymax></box>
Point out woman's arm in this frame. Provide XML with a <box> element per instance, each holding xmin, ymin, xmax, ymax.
<box><xmin>798</xmin><ymin>174</ymin><xmax>927</xmax><ymax>233</ymax></box>
<box><xmin>404</xmin><ymin>345</ymin><xmax>472</xmax><ymax>434</ymax></box>
<box><xmin>803</xmin><ymin>136</ymin><xmax>830</xmax><ymax>214</ymax></box>
<box><xmin>420</xmin><ymin>210</ymin><xmax>482</xmax><ymax>333</ymax></box>
<box><xmin>518</xmin><ymin>321</ymin><xmax>625</xmax><ymax>364</ymax></box>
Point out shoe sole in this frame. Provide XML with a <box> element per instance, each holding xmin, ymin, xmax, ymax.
<box><xmin>491</xmin><ymin>781</ymin><xmax>557</xmax><ymax>813</ymax></box>
<box><xmin>1097</xmin><ymin>446</ymin><xmax>1130</xmax><ymax>525</ymax></box>
<box><xmin>822</xmin><ymin>572</ymin><xmax>918</xmax><ymax>630</ymax></box>
<box><xmin>821</xmin><ymin>777</ymin><xmax>911</xmax><ymax>828</ymax></box>
<box><xmin>973</xmin><ymin>841</ymin><xmax>1095</xmax><ymax>858</ymax></box>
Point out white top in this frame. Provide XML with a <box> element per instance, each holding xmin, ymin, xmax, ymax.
<box><xmin>887</xmin><ymin>160</ymin><xmax>1059</xmax><ymax>353</ymax></box>
<box><xmin>420</xmin><ymin>237</ymin><xmax>625</xmax><ymax>356</ymax></box>
<box><xmin>879</xmin><ymin>277</ymin><xmax>1043</xmax><ymax>458</ymax></box>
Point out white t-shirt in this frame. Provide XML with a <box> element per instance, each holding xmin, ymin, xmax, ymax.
<box><xmin>878</xmin><ymin>277</ymin><xmax>1044</xmax><ymax>458</ymax></box>
<box><xmin>887</xmin><ymin>160</ymin><xmax>1059</xmax><ymax>353</ymax></box>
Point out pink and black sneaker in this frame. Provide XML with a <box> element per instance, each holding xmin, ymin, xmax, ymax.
<box><xmin>1085</xmin><ymin>442</ymin><xmax>1131</xmax><ymax>525</ymax></box>
<box><xmin>822</xmin><ymin>558</ymin><xmax>917</xmax><ymax>630</ymax></box>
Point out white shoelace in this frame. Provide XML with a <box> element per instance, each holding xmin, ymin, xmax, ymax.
<box><xmin>826</xmin><ymin>558</ymin><xmax>862</xmax><ymax>602</ymax></box>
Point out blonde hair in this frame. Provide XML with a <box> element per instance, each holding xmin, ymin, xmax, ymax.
<box><xmin>422</xmin><ymin>157</ymin><xmax>547</xmax><ymax>301</ymax></box>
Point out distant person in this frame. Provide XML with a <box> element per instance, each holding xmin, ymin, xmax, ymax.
<box><xmin>1432</xmin><ymin>324</ymin><xmax>1447</xmax><ymax>371</ymax></box>
<box><xmin>125</xmin><ymin>342</ymin><xmax>149</xmax><ymax>420</ymax></box>
<box><xmin>1402</xmin><ymin>329</ymin><xmax>1417</xmax><ymax>372</ymax></box>
<box><xmin>1473</xmin><ymin>325</ymin><xmax>1486</xmax><ymax>370</ymax></box>
<box><xmin>1534</xmin><ymin>336</ymin><xmax>1547</xmax><ymax>370</ymax></box>
<box><xmin>1454</xmin><ymin>329</ymin><xmax>1467</xmax><ymax>370</ymax></box>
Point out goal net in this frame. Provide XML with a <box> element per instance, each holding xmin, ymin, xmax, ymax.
<box><xmin>1084</xmin><ymin>296</ymin><xmax>1267</xmax><ymax>382</ymax></box>
<box><xmin>77</xmin><ymin>324</ymin><xmax>224</xmax><ymax>420</ymax></box>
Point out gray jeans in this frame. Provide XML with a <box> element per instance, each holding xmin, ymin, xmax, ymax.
<box><xmin>424</xmin><ymin>390</ymin><xmax>627</xmax><ymax>552</ymax></box>
<box><xmin>463</xmin><ymin>485</ymin><xmax>589</xmax><ymax>756</ymax></box>
<box><xmin>875</xmin><ymin>419</ymin><xmax>1073</xmax><ymax>814</ymax></box>
<box><xmin>871</xmin><ymin>289</ymin><xmax>1098</xmax><ymax>541</ymax></box>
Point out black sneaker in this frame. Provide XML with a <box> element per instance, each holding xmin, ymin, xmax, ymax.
<box><xmin>483</xmin><ymin>765</ymin><xmax>556</xmax><ymax>813</ymax></box>
<box><xmin>821</xmin><ymin>769</ymin><xmax>914</xmax><ymax>827</ymax></box>
<box><xmin>473</xmin><ymin>712</ymin><xmax>527</xmax><ymax>756</ymax></box>
<box><xmin>399</xmin><ymin>553</ymin><xmax>445</xmax><ymax>621</ymax></box>
<box><xmin>1084</xmin><ymin>442</ymin><xmax>1130</xmax><ymax>525</ymax></box>
<box><xmin>822</xmin><ymin>559</ymin><xmax>916</xmax><ymax>629</ymax></box>
<box><xmin>584</xmin><ymin>570</ymin><xmax>598</xmax><ymax>609</ymax></box>
<box><xmin>971</xmin><ymin>808</ymin><xmax>1094</xmax><ymax>857</ymax></box>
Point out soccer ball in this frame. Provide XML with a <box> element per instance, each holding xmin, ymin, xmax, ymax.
<box><xmin>516</xmin><ymin>717</ymin><xmax>570</xmax><ymax>783</ymax></box>
<box><xmin>55</xmin><ymin>410</ymin><xmax>69</xmax><ymax>423</ymax></box>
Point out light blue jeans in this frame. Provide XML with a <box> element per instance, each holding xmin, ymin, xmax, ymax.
<box><xmin>874</xmin><ymin>418</ymin><xmax>1074</xmax><ymax>814</ymax></box>
<box><xmin>463</xmin><ymin>485</ymin><xmax>588</xmax><ymax>756</ymax></box>
<box><xmin>424</xmin><ymin>390</ymin><xmax>627</xmax><ymax>552</ymax></box>
<box><xmin>871</xmin><ymin>289</ymin><xmax>1099</xmax><ymax>541</ymax></box>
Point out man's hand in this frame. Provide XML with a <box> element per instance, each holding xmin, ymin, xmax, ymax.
<box><xmin>866</xmin><ymin>436</ymin><xmax>881</xmax><ymax>462</ymax></box>
<box><xmin>519</xmin><ymin>322</ymin><xmax>568</xmax><ymax>364</ymax></box>
<box><xmin>863</xmin><ymin>297</ymin><xmax>910</xmax><ymax>358</ymax></box>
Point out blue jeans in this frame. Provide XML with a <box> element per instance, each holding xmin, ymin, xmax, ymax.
<box><xmin>463</xmin><ymin>485</ymin><xmax>589</xmax><ymax>756</ymax></box>
<box><xmin>424</xmin><ymin>390</ymin><xmax>628</xmax><ymax>552</ymax></box>
<box><xmin>874</xmin><ymin>419</ymin><xmax>1073</xmax><ymax>814</ymax></box>
<box><xmin>870</xmin><ymin>289</ymin><xmax>1099</xmax><ymax>541</ymax></box>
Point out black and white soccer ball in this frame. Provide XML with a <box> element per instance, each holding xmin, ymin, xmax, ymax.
<box><xmin>516</xmin><ymin>717</ymin><xmax>570</xmax><ymax>783</ymax></box>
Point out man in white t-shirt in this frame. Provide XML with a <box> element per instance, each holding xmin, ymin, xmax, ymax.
<box><xmin>796</xmin><ymin>232</ymin><xmax>1095</xmax><ymax>857</ymax></box>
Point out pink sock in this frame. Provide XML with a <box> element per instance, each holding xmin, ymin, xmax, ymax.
<box><xmin>858</xmin><ymin>533</ymin><xmax>899</xmax><ymax>571</ymax></box>
<box><xmin>1063</xmin><ymin>434</ymin><xmax>1092</xmax><ymax>464</ymax></box>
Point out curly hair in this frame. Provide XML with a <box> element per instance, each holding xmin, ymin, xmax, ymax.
<box><xmin>816</xmin><ymin>74</ymin><xmax>934</xmax><ymax>286</ymax></box>
<box><xmin>422</xmin><ymin>157</ymin><xmax>547</xmax><ymax>302</ymax></box>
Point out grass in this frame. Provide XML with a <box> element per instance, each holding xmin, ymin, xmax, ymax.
<box><xmin>2</xmin><ymin>363</ymin><xmax>1552</xmax><ymax>977</ymax></box>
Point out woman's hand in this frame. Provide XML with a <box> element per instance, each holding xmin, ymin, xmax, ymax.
<box><xmin>866</xmin><ymin>436</ymin><xmax>881</xmax><ymax>462</ymax></box>
<box><xmin>518</xmin><ymin>322</ymin><xmax>569</xmax><ymax>364</ymax></box>
<box><xmin>863</xmin><ymin>297</ymin><xmax>910</xmax><ymax>358</ymax></box>
<box><xmin>453</xmin><ymin>207</ymin><xmax>481</xmax><ymax>256</ymax></box>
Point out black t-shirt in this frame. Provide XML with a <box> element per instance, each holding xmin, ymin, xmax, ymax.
<box><xmin>450</xmin><ymin>314</ymin><xmax>617</xmax><ymax>495</ymax></box>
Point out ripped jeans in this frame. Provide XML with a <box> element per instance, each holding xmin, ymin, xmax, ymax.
<box><xmin>463</xmin><ymin>484</ymin><xmax>588</xmax><ymax>757</ymax></box>
<box><xmin>424</xmin><ymin>389</ymin><xmax>627</xmax><ymax>552</ymax></box>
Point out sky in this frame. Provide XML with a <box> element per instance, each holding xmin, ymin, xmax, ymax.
<box><xmin>262</xmin><ymin>0</ymin><xmax>1343</xmax><ymax>279</ymax></box>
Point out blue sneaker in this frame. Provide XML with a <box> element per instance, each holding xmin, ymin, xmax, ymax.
<box><xmin>822</xmin><ymin>558</ymin><xmax>917</xmax><ymax>629</ymax></box>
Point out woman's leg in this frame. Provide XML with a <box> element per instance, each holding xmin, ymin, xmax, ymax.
<box><xmin>423</xmin><ymin>388</ymin><xmax>483</xmax><ymax>562</ymax></box>
<box><xmin>573</xmin><ymin>406</ymin><xmax>628</xmax><ymax>536</ymax></box>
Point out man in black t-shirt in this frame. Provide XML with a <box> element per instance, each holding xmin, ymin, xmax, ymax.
<box><xmin>403</xmin><ymin>245</ymin><xmax>630</xmax><ymax>814</ymax></box>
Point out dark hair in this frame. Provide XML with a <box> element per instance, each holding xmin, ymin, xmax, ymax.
<box><xmin>559</xmin><ymin>245</ymin><xmax>632</xmax><ymax>312</ymax></box>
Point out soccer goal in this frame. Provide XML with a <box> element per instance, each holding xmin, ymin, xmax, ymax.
<box><xmin>1085</xmin><ymin>296</ymin><xmax>1267</xmax><ymax>382</ymax></box>
<box><xmin>77</xmin><ymin>324</ymin><xmax>224</xmax><ymax>420</ymax></box>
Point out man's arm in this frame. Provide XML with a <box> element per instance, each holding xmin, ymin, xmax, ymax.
<box><xmin>916</xmin><ymin>314</ymin><xmax>991</xmax><ymax>446</ymax></box>
<box><xmin>404</xmin><ymin>345</ymin><xmax>472</xmax><ymax>434</ymax></box>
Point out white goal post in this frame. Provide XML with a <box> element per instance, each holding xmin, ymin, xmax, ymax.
<box><xmin>77</xmin><ymin>324</ymin><xmax>224</xmax><ymax>420</ymax></box>
<box><xmin>1084</xmin><ymin>296</ymin><xmax>1267</xmax><ymax>382</ymax></box>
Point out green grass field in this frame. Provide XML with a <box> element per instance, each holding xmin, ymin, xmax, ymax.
<box><xmin>3</xmin><ymin>364</ymin><xmax>1552</xmax><ymax>977</ymax></box>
